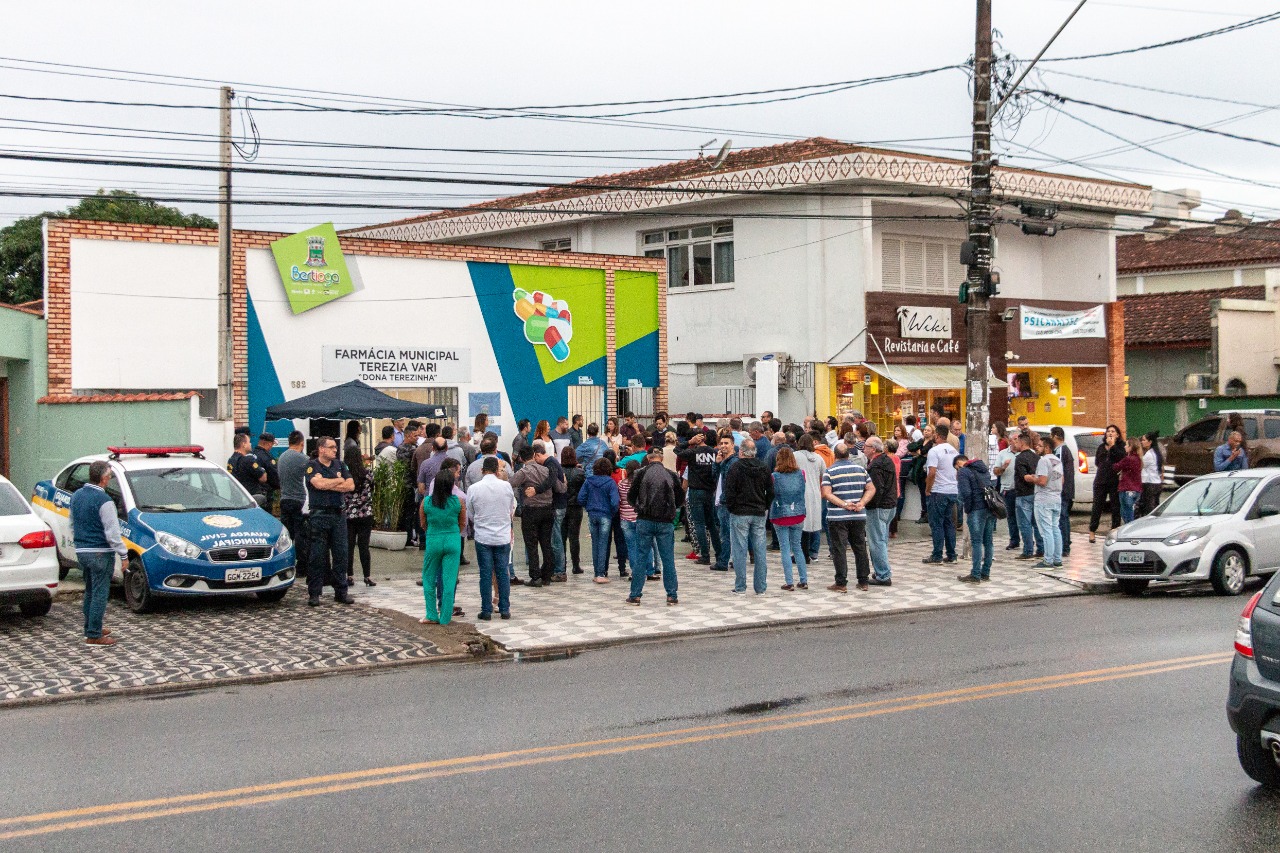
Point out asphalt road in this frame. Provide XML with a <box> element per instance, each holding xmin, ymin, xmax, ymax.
<box><xmin>2</xmin><ymin>583</ymin><xmax>1277</xmax><ymax>852</ymax></box>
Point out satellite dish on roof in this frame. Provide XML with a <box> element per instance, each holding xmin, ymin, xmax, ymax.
<box><xmin>711</xmin><ymin>139</ymin><xmax>733</xmax><ymax>170</ymax></box>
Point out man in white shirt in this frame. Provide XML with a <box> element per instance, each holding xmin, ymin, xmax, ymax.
<box><xmin>923</xmin><ymin>423</ymin><xmax>961</xmax><ymax>564</ymax></box>
<box><xmin>467</xmin><ymin>456</ymin><xmax>516</xmax><ymax>620</ymax></box>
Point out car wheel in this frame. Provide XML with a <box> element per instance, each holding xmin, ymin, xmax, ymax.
<box><xmin>256</xmin><ymin>588</ymin><xmax>288</xmax><ymax>603</ymax></box>
<box><xmin>56</xmin><ymin>550</ymin><xmax>73</xmax><ymax>581</ymax></box>
<box><xmin>1117</xmin><ymin>578</ymin><xmax>1149</xmax><ymax>596</ymax></box>
<box><xmin>1211</xmin><ymin>548</ymin><xmax>1248</xmax><ymax>596</ymax></box>
<box><xmin>19</xmin><ymin>597</ymin><xmax>52</xmax><ymax>617</ymax></box>
<box><xmin>1237</xmin><ymin>732</ymin><xmax>1280</xmax><ymax>788</ymax></box>
<box><xmin>123</xmin><ymin>554</ymin><xmax>155</xmax><ymax>613</ymax></box>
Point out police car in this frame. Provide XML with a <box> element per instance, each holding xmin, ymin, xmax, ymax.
<box><xmin>31</xmin><ymin>446</ymin><xmax>295</xmax><ymax>612</ymax></box>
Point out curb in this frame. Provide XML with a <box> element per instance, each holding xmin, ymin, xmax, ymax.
<box><xmin>0</xmin><ymin>649</ymin><xmax>483</xmax><ymax>711</ymax></box>
<box><xmin>503</xmin><ymin>585</ymin><xmax>1090</xmax><ymax>659</ymax></box>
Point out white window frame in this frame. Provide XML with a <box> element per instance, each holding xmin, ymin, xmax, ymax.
<box><xmin>640</xmin><ymin>221</ymin><xmax>734</xmax><ymax>289</ymax></box>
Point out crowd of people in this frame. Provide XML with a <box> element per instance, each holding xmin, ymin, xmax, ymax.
<box><xmin>230</xmin><ymin>402</ymin><xmax>1238</xmax><ymax>626</ymax></box>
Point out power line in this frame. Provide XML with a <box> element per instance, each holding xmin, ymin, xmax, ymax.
<box><xmin>1041</xmin><ymin>68</ymin><xmax>1274</xmax><ymax>109</ymax></box>
<box><xmin>1041</xmin><ymin>10</ymin><xmax>1280</xmax><ymax>61</ymax></box>
<box><xmin>1029</xmin><ymin>89</ymin><xmax>1280</xmax><ymax>150</ymax></box>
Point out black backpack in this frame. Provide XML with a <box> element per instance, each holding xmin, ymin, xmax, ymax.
<box><xmin>981</xmin><ymin>483</ymin><xmax>1007</xmax><ymax>519</ymax></box>
<box><xmin>632</xmin><ymin>465</ymin><xmax>677</xmax><ymax>522</ymax></box>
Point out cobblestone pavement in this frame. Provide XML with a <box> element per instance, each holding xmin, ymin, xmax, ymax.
<box><xmin>0</xmin><ymin>590</ymin><xmax>445</xmax><ymax>706</ymax></box>
<box><xmin>356</xmin><ymin>526</ymin><xmax>1107</xmax><ymax>652</ymax></box>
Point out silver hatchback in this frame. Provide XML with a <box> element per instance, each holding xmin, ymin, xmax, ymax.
<box><xmin>1102</xmin><ymin>470</ymin><xmax>1280</xmax><ymax>596</ymax></box>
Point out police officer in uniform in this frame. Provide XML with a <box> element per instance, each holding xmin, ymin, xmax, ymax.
<box><xmin>252</xmin><ymin>433</ymin><xmax>280</xmax><ymax>515</ymax></box>
<box><xmin>228</xmin><ymin>433</ymin><xmax>267</xmax><ymax>506</ymax></box>
<box><xmin>305</xmin><ymin>436</ymin><xmax>356</xmax><ymax>606</ymax></box>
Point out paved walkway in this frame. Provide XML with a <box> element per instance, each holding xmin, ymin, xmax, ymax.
<box><xmin>0</xmin><ymin>591</ymin><xmax>449</xmax><ymax>707</ymax></box>
<box><xmin>356</xmin><ymin>526</ymin><xmax>1107</xmax><ymax>652</ymax></box>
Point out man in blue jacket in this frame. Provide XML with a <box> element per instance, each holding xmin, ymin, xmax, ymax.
<box><xmin>70</xmin><ymin>460</ymin><xmax>128</xmax><ymax>646</ymax></box>
<box><xmin>575</xmin><ymin>422</ymin><xmax>607</xmax><ymax>472</ymax></box>
<box><xmin>956</xmin><ymin>455</ymin><xmax>995</xmax><ymax>583</ymax></box>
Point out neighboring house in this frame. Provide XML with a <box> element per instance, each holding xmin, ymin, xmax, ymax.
<box><xmin>348</xmin><ymin>137</ymin><xmax>1148</xmax><ymax>434</ymax></box>
<box><xmin>1121</xmin><ymin>286</ymin><xmax>1268</xmax><ymax>398</ymax></box>
<box><xmin>1117</xmin><ymin>217</ymin><xmax>1280</xmax><ymax>296</ymax></box>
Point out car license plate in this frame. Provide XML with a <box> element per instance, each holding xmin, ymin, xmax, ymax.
<box><xmin>224</xmin><ymin>567</ymin><xmax>262</xmax><ymax>583</ymax></box>
<box><xmin>1117</xmin><ymin>552</ymin><xmax>1146</xmax><ymax>565</ymax></box>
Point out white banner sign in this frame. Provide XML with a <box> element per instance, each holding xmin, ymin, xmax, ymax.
<box><xmin>1019</xmin><ymin>305</ymin><xmax>1106</xmax><ymax>339</ymax></box>
<box><xmin>896</xmin><ymin>305</ymin><xmax>952</xmax><ymax>340</ymax></box>
<box><xmin>322</xmin><ymin>346</ymin><xmax>471</xmax><ymax>384</ymax></box>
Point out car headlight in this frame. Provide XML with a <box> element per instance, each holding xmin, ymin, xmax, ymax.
<box><xmin>1163</xmin><ymin>526</ymin><xmax>1210</xmax><ymax>547</ymax></box>
<box><xmin>156</xmin><ymin>531</ymin><xmax>203</xmax><ymax>560</ymax></box>
<box><xmin>274</xmin><ymin>527</ymin><xmax>292</xmax><ymax>555</ymax></box>
<box><xmin>1104</xmin><ymin>531</ymin><xmax>1119</xmax><ymax>547</ymax></box>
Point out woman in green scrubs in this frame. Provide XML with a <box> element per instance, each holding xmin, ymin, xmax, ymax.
<box><xmin>419</xmin><ymin>468</ymin><xmax>466</xmax><ymax>625</ymax></box>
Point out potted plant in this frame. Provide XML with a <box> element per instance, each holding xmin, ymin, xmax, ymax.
<box><xmin>370</xmin><ymin>459</ymin><xmax>408</xmax><ymax>551</ymax></box>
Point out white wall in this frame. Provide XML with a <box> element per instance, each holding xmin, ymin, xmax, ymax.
<box><xmin>70</xmin><ymin>239</ymin><xmax>219</xmax><ymax>390</ymax></box>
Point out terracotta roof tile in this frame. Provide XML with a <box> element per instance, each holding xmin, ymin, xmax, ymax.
<box><xmin>1117</xmin><ymin>220</ymin><xmax>1280</xmax><ymax>274</ymax></box>
<box><xmin>1120</xmin><ymin>286</ymin><xmax>1266</xmax><ymax>346</ymax></box>
<box><xmin>0</xmin><ymin>299</ymin><xmax>43</xmax><ymax>317</ymax></box>
<box><xmin>353</xmin><ymin>136</ymin><xmax>1146</xmax><ymax>233</ymax></box>
<box><xmin>39</xmin><ymin>391</ymin><xmax>201</xmax><ymax>405</ymax></box>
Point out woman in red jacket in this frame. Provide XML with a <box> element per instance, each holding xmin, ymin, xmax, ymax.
<box><xmin>1115</xmin><ymin>438</ymin><xmax>1144</xmax><ymax>525</ymax></box>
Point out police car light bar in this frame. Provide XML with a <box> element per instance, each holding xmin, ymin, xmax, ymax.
<box><xmin>107</xmin><ymin>446</ymin><xmax>206</xmax><ymax>459</ymax></box>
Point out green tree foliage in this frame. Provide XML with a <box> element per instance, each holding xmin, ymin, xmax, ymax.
<box><xmin>0</xmin><ymin>190</ymin><xmax>217</xmax><ymax>304</ymax></box>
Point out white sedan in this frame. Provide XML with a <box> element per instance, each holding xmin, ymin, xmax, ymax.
<box><xmin>1102</xmin><ymin>470</ymin><xmax>1280</xmax><ymax>596</ymax></box>
<box><xmin>0</xmin><ymin>474</ymin><xmax>59</xmax><ymax>616</ymax></box>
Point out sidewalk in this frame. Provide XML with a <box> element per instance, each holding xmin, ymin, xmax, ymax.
<box><xmin>0</xmin><ymin>588</ymin><xmax>480</xmax><ymax>708</ymax></box>
<box><xmin>356</xmin><ymin>518</ymin><xmax>1111</xmax><ymax>652</ymax></box>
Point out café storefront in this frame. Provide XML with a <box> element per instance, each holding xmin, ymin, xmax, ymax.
<box><xmin>827</xmin><ymin>292</ymin><xmax>1125</xmax><ymax>437</ymax></box>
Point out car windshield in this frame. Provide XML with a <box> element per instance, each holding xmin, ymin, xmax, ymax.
<box><xmin>1155</xmin><ymin>477</ymin><xmax>1260</xmax><ymax>517</ymax></box>
<box><xmin>0</xmin><ymin>482</ymin><xmax>32</xmax><ymax>516</ymax></box>
<box><xmin>126</xmin><ymin>466</ymin><xmax>256</xmax><ymax>512</ymax></box>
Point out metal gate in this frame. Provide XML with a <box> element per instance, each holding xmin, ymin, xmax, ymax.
<box><xmin>567</xmin><ymin>386</ymin><xmax>607</xmax><ymax>432</ymax></box>
<box><xmin>616</xmin><ymin>386</ymin><xmax>655</xmax><ymax>421</ymax></box>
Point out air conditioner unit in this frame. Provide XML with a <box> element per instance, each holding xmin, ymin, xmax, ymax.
<box><xmin>1184</xmin><ymin>373</ymin><xmax>1213</xmax><ymax>394</ymax></box>
<box><xmin>743</xmin><ymin>352</ymin><xmax>789</xmax><ymax>387</ymax></box>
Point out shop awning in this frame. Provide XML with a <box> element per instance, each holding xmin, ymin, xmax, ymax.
<box><xmin>862</xmin><ymin>364</ymin><xmax>1008</xmax><ymax>391</ymax></box>
<box><xmin>265</xmin><ymin>380</ymin><xmax>446</xmax><ymax>421</ymax></box>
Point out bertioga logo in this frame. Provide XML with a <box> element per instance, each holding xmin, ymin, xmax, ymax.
<box><xmin>291</xmin><ymin>266</ymin><xmax>341</xmax><ymax>285</ymax></box>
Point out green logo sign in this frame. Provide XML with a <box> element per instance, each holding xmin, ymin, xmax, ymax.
<box><xmin>270</xmin><ymin>223</ymin><xmax>354</xmax><ymax>314</ymax></box>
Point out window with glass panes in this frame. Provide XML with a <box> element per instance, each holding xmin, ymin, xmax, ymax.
<box><xmin>641</xmin><ymin>222</ymin><xmax>734</xmax><ymax>288</ymax></box>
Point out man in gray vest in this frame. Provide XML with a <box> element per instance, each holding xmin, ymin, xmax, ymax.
<box><xmin>70</xmin><ymin>460</ymin><xmax>127</xmax><ymax>646</ymax></box>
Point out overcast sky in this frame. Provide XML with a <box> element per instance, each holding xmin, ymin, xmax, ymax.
<box><xmin>3</xmin><ymin>0</ymin><xmax>1278</xmax><ymax>233</ymax></box>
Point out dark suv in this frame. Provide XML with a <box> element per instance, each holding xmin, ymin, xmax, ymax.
<box><xmin>1164</xmin><ymin>410</ymin><xmax>1280</xmax><ymax>485</ymax></box>
<box><xmin>1227</xmin><ymin>570</ymin><xmax>1280</xmax><ymax>787</ymax></box>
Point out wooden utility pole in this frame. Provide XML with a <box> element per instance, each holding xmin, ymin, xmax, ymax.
<box><xmin>217</xmin><ymin>86</ymin><xmax>234</xmax><ymax>421</ymax></box>
<box><xmin>964</xmin><ymin>0</ymin><xmax>994</xmax><ymax>448</ymax></box>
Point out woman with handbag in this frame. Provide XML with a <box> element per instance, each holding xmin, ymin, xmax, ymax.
<box><xmin>344</xmin><ymin>440</ymin><xmax>375</xmax><ymax>587</ymax></box>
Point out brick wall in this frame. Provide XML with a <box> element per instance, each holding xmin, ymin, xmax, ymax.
<box><xmin>45</xmin><ymin>220</ymin><xmax>665</xmax><ymax>427</ymax></box>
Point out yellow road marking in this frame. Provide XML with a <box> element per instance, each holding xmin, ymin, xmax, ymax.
<box><xmin>0</xmin><ymin>652</ymin><xmax>1233</xmax><ymax>840</ymax></box>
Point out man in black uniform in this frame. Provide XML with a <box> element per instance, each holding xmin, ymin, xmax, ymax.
<box><xmin>228</xmin><ymin>433</ymin><xmax>267</xmax><ymax>505</ymax></box>
<box><xmin>305</xmin><ymin>436</ymin><xmax>355</xmax><ymax>606</ymax></box>
<box><xmin>252</xmin><ymin>433</ymin><xmax>280</xmax><ymax>515</ymax></box>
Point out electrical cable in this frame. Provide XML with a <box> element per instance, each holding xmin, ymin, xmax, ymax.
<box><xmin>1040</xmin><ymin>10</ymin><xmax>1280</xmax><ymax>61</ymax></box>
<box><xmin>1028</xmin><ymin>89</ymin><xmax>1280</xmax><ymax>150</ymax></box>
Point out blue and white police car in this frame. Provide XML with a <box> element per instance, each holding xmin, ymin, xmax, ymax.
<box><xmin>32</xmin><ymin>446</ymin><xmax>295</xmax><ymax>612</ymax></box>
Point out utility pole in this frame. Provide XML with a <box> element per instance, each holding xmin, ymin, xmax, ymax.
<box><xmin>217</xmin><ymin>86</ymin><xmax>234</xmax><ymax>421</ymax></box>
<box><xmin>964</xmin><ymin>0</ymin><xmax>994</xmax><ymax>450</ymax></box>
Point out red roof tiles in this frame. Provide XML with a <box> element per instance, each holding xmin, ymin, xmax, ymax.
<box><xmin>1120</xmin><ymin>286</ymin><xmax>1266</xmax><ymax>347</ymax></box>
<box><xmin>39</xmin><ymin>391</ymin><xmax>201</xmax><ymax>405</ymax></box>
<box><xmin>0</xmin><ymin>299</ymin><xmax>43</xmax><ymax>317</ymax></box>
<box><xmin>1117</xmin><ymin>220</ymin><xmax>1280</xmax><ymax>274</ymax></box>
